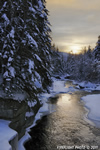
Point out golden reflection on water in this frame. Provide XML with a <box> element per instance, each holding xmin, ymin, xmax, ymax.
<box><xmin>56</xmin><ymin>93</ymin><xmax>81</xmax><ymax>116</ymax></box>
<box><xmin>57</xmin><ymin>94</ymin><xmax>72</xmax><ymax>106</ymax></box>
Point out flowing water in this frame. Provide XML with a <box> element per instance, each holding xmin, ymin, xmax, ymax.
<box><xmin>25</xmin><ymin>81</ymin><xmax>100</xmax><ymax>150</ymax></box>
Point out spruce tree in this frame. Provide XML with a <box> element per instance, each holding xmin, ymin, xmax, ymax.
<box><xmin>94</xmin><ymin>36</ymin><xmax>100</xmax><ymax>60</ymax></box>
<box><xmin>0</xmin><ymin>0</ymin><xmax>52</xmax><ymax>100</ymax></box>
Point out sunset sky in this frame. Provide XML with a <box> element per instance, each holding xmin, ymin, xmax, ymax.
<box><xmin>47</xmin><ymin>0</ymin><xmax>100</xmax><ymax>53</ymax></box>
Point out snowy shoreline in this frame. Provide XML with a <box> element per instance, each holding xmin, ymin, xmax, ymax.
<box><xmin>1</xmin><ymin>79</ymin><xmax>100</xmax><ymax>150</ymax></box>
<box><xmin>73</xmin><ymin>80</ymin><xmax>100</xmax><ymax>127</ymax></box>
<box><xmin>73</xmin><ymin>80</ymin><xmax>100</xmax><ymax>91</ymax></box>
<box><xmin>0</xmin><ymin>120</ymin><xmax>18</xmax><ymax>150</ymax></box>
<box><xmin>81</xmin><ymin>94</ymin><xmax>100</xmax><ymax>127</ymax></box>
<box><xmin>0</xmin><ymin>79</ymin><xmax>68</xmax><ymax>150</ymax></box>
<box><xmin>17</xmin><ymin>79</ymin><xmax>100</xmax><ymax>149</ymax></box>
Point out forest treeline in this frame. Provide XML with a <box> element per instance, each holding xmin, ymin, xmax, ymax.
<box><xmin>52</xmin><ymin>36</ymin><xmax>100</xmax><ymax>83</ymax></box>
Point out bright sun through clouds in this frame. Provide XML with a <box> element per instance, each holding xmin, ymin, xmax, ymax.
<box><xmin>70</xmin><ymin>45</ymin><xmax>81</xmax><ymax>54</ymax></box>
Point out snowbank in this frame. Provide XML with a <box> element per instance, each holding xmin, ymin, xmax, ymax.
<box><xmin>52</xmin><ymin>80</ymin><xmax>69</xmax><ymax>93</ymax></box>
<box><xmin>73</xmin><ymin>80</ymin><xmax>100</xmax><ymax>91</ymax></box>
<box><xmin>0</xmin><ymin>120</ymin><xmax>18</xmax><ymax>150</ymax></box>
<box><xmin>18</xmin><ymin>133</ymin><xmax>31</xmax><ymax>150</ymax></box>
<box><xmin>82</xmin><ymin>94</ymin><xmax>100</xmax><ymax>127</ymax></box>
<box><xmin>51</xmin><ymin>78</ymin><xmax>76</xmax><ymax>94</ymax></box>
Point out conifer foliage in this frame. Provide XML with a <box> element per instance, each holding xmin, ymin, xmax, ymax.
<box><xmin>0</xmin><ymin>0</ymin><xmax>52</xmax><ymax>100</ymax></box>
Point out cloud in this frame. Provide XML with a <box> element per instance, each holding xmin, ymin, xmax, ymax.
<box><xmin>47</xmin><ymin>0</ymin><xmax>100</xmax><ymax>11</ymax></box>
<box><xmin>47</xmin><ymin>0</ymin><xmax>100</xmax><ymax>52</ymax></box>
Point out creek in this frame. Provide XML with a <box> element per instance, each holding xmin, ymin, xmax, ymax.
<box><xmin>25</xmin><ymin>80</ymin><xmax>100</xmax><ymax>150</ymax></box>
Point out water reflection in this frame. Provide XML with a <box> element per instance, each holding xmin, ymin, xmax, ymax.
<box><xmin>25</xmin><ymin>89</ymin><xmax>100</xmax><ymax>150</ymax></box>
<box><xmin>25</xmin><ymin>92</ymin><xmax>83</xmax><ymax>150</ymax></box>
<box><xmin>57</xmin><ymin>94</ymin><xmax>72</xmax><ymax>105</ymax></box>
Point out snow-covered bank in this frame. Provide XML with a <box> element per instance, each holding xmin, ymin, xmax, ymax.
<box><xmin>18</xmin><ymin>79</ymin><xmax>100</xmax><ymax>149</ymax></box>
<box><xmin>73</xmin><ymin>80</ymin><xmax>100</xmax><ymax>91</ymax></box>
<box><xmin>82</xmin><ymin>94</ymin><xmax>100</xmax><ymax>127</ymax></box>
<box><xmin>0</xmin><ymin>120</ymin><xmax>18</xmax><ymax>150</ymax></box>
<box><xmin>0</xmin><ymin>78</ymin><xmax>81</xmax><ymax>150</ymax></box>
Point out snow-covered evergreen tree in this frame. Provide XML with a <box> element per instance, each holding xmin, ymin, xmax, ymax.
<box><xmin>0</xmin><ymin>0</ymin><xmax>52</xmax><ymax>100</ymax></box>
<box><xmin>94</xmin><ymin>35</ymin><xmax>100</xmax><ymax>60</ymax></box>
<box><xmin>0</xmin><ymin>1</ymin><xmax>16</xmax><ymax>90</ymax></box>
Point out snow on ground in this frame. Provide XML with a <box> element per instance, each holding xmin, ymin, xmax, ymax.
<box><xmin>1</xmin><ymin>78</ymin><xmax>99</xmax><ymax>150</ymax></box>
<box><xmin>51</xmin><ymin>78</ymin><xmax>77</xmax><ymax>94</ymax></box>
<box><xmin>82</xmin><ymin>94</ymin><xmax>100</xmax><ymax>127</ymax></box>
<box><xmin>52</xmin><ymin>80</ymin><xmax>69</xmax><ymax>93</ymax></box>
<box><xmin>73</xmin><ymin>80</ymin><xmax>100</xmax><ymax>91</ymax></box>
<box><xmin>0</xmin><ymin>119</ymin><xmax>17</xmax><ymax>150</ymax></box>
<box><xmin>96</xmin><ymin>85</ymin><xmax>100</xmax><ymax>90</ymax></box>
<box><xmin>18</xmin><ymin>132</ymin><xmax>31</xmax><ymax>150</ymax></box>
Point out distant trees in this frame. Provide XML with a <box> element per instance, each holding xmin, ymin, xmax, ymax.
<box><xmin>52</xmin><ymin>36</ymin><xmax>100</xmax><ymax>83</ymax></box>
<box><xmin>50</xmin><ymin>45</ymin><xmax>68</xmax><ymax>77</ymax></box>
<box><xmin>65</xmin><ymin>39</ymin><xmax>100</xmax><ymax>82</ymax></box>
<box><xmin>65</xmin><ymin>46</ymin><xmax>99</xmax><ymax>82</ymax></box>
<box><xmin>94</xmin><ymin>35</ymin><xmax>100</xmax><ymax>60</ymax></box>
